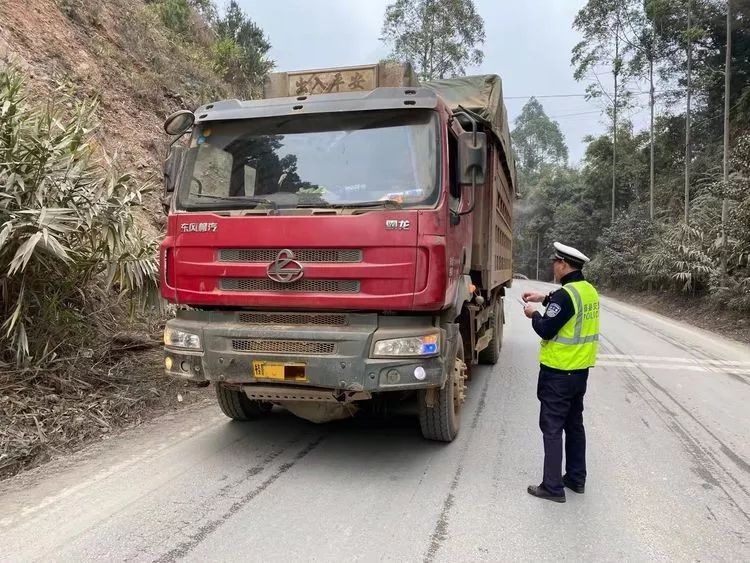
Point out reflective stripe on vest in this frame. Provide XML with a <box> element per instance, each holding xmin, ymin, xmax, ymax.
<box><xmin>539</xmin><ymin>280</ymin><xmax>600</xmax><ymax>371</ymax></box>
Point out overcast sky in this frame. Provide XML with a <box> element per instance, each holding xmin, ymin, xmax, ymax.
<box><xmin>238</xmin><ymin>0</ymin><xmax>627</xmax><ymax>164</ymax></box>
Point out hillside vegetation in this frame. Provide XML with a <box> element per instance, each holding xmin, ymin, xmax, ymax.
<box><xmin>513</xmin><ymin>0</ymin><xmax>750</xmax><ymax>314</ymax></box>
<box><xmin>0</xmin><ymin>0</ymin><xmax>273</xmax><ymax>477</ymax></box>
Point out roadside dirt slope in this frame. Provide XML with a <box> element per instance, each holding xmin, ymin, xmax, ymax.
<box><xmin>0</xmin><ymin>0</ymin><xmax>232</xmax><ymax>225</ymax></box>
<box><xmin>0</xmin><ymin>0</ymin><xmax>234</xmax><ymax>479</ymax></box>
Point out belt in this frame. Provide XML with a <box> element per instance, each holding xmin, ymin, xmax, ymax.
<box><xmin>540</xmin><ymin>364</ymin><xmax>589</xmax><ymax>376</ymax></box>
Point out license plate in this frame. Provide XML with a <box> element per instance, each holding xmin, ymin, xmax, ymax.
<box><xmin>252</xmin><ymin>361</ymin><xmax>306</xmax><ymax>381</ymax></box>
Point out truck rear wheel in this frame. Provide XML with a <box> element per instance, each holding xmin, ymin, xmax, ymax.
<box><xmin>215</xmin><ymin>383</ymin><xmax>272</xmax><ymax>421</ymax></box>
<box><xmin>479</xmin><ymin>297</ymin><xmax>503</xmax><ymax>365</ymax></box>
<box><xmin>419</xmin><ymin>341</ymin><xmax>467</xmax><ymax>442</ymax></box>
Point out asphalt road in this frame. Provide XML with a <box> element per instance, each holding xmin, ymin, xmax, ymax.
<box><xmin>2</xmin><ymin>280</ymin><xmax>749</xmax><ymax>562</ymax></box>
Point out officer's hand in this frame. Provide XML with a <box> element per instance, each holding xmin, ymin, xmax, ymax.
<box><xmin>523</xmin><ymin>304</ymin><xmax>537</xmax><ymax>319</ymax></box>
<box><xmin>522</xmin><ymin>291</ymin><xmax>545</xmax><ymax>303</ymax></box>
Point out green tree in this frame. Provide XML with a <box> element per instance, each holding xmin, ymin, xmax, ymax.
<box><xmin>381</xmin><ymin>0</ymin><xmax>485</xmax><ymax>81</ymax></box>
<box><xmin>621</xmin><ymin>0</ymin><xmax>676</xmax><ymax>220</ymax></box>
<box><xmin>573</xmin><ymin>0</ymin><xmax>643</xmax><ymax>223</ymax></box>
<box><xmin>214</xmin><ymin>0</ymin><xmax>274</xmax><ymax>96</ymax></box>
<box><xmin>189</xmin><ymin>0</ymin><xmax>216</xmax><ymax>22</ymax></box>
<box><xmin>153</xmin><ymin>0</ymin><xmax>192</xmax><ymax>34</ymax></box>
<box><xmin>511</xmin><ymin>98</ymin><xmax>568</xmax><ymax>175</ymax></box>
<box><xmin>147</xmin><ymin>0</ymin><xmax>216</xmax><ymax>37</ymax></box>
<box><xmin>581</xmin><ymin>122</ymin><xmax>649</xmax><ymax>221</ymax></box>
<box><xmin>513</xmin><ymin>167</ymin><xmax>589</xmax><ymax>280</ymax></box>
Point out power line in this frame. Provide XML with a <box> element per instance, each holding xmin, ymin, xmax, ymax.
<box><xmin>505</xmin><ymin>90</ymin><xmax>682</xmax><ymax>100</ymax></box>
<box><xmin>548</xmin><ymin>110</ymin><xmax>604</xmax><ymax>118</ymax></box>
<box><xmin>505</xmin><ymin>94</ymin><xmax>591</xmax><ymax>99</ymax></box>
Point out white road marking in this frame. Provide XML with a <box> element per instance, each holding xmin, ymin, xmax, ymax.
<box><xmin>597</xmin><ymin>360</ymin><xmax>750</xmax><ymax>375</ymax></box>
<box><xmin>599</xmin><ymin>354</ymin><xmax>750</xmax><ymax>367</ymax></box>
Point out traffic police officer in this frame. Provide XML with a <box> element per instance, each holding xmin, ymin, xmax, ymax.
<box><xmin>522</xmin><ymin>242</ymin><xmax>600</xmax><ymax>503</ymax></box>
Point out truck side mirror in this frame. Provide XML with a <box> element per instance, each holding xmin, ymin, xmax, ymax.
<box><xmin>164</xmin><ymin>110</ymin><xmax>195</xmax><ymax>136</ymax></box>
<box><xmin>458</xmin><ymin>131</ymin><xmax>487</xmax><ymax>186</ymax></box>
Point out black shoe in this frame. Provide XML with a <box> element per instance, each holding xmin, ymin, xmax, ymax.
<box><xmin>527</xmin><ymin>484</ymin><xmax>566</xmax><ymax>503</ymax></box>
<box><xmin>563</xmin><ymin>475</ymin><xmax>585</xmax><ymax>494</ymax></box>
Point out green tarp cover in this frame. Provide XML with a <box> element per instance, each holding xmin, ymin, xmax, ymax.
<box><xmin>423</xmin><ymin>75</ymin><xmax>516</xmax><ymax>188</ymax></box>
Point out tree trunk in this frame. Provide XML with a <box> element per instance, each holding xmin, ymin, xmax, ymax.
<box><xmin>612</xmin><ymin>31</ymin><xmax>619</xmax><ymax>225</ymax></box>
<box><xmin>685</xmin><ymin>0</ymin><xmax>693</xmax><ymax>225</ymax></box>
<box><xmin>649</xmin><ymin>44</ymin><xmax>655</xmax><ymax>221</ymax></box>
<box><xmin>421</xmin><ymin>0</ymin><xmax>435</xmax><ymax>80</ymax></box>
<box><xmin>722</xmin><ymin>0</ymin><xmax>732</xmax><ymax>279</ymax></box>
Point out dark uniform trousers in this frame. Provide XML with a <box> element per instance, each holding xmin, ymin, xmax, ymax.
<box><xmin>537</xmin><ymin>368</ymin><xmax>588</xmax><ymax>496</ymax></box>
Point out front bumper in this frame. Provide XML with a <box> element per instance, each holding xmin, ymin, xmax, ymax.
<box><xmin>163</xmin><ymin>310</ymin><xmax>457</xmax><ymax>393</ymax></box>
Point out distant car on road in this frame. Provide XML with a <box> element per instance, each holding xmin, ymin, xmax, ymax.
<box><xmin>513</xmin><ymin>273</ymin><xmax>529</xmax><ymax>280</ymax></box>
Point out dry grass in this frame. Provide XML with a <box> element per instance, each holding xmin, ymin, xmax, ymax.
<box><xmin>0</xmin><ymin>347</ymin><xmax>211</xmax><ymax>480</ymax></box>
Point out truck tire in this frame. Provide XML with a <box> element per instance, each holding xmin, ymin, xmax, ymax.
<box><xmin>419</xmin><ymin>341</ymin><xmax>467</xmax><ymax>442</ymax></box>
<box><xmin>215</xmin><ymin>384</ymin><xmax>272</xmax><ymax>421</ymax></box>
<box><xmin>479</xmin><ymin>297</ymin><xmax>503</xmax><ymax>365</ymax></box>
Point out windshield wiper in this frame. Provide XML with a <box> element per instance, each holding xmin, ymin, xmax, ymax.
<box><xmin>297</xmin><ymin>199</ymin><xmax>403</xmax><ymax>209</ymax></box>
<box><xmin>189</xmin><ymin>192</ymin><xmax>278</xmax><ymax>210</ymax></box>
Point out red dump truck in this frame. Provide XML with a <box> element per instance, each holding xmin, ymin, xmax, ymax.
<box><xmin>159</xmin><ymin>63</ymin><xmax>516</xmax><ymax>441</ymax></box>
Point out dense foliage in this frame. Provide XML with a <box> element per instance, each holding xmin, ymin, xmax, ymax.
<box><xmin>514</xmin><ymin>0</ymin><xmax>750</xmax><ymax>312</ymax></box>
<box><xmin>0</xmin><ymin>67</ymin><xmax>159</xmax><ymax>365</ymax></box>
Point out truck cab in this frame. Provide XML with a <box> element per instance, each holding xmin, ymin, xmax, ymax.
<box><xmin>160</xmin><ymin>63</ymin><xmax>515</xmax><ymax>441</ymax></box>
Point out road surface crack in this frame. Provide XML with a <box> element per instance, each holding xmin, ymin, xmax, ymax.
<box><xmin>423</xmin><ymin>371</ymin><xmax>491</xmax><ymax>562</ymax></box>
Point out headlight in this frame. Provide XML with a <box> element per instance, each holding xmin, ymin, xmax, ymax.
<box><xmin>164</xmin><ymin>327</ymin><xmax>202</xmax><ymax>350</ymax></box>
<box><xmin>373</xmin><ymin>334</ymin><xmax>440</xmax><ymax>357</ymax></box>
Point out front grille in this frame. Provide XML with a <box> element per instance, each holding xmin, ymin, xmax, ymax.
<box><xmin>221</xmin><ymin>278</ymin><xmax>360</xmax><ymax>293</ymax></box>
<box><xmin>238</xmin><ymin>312</ymin><xmax>348</xmax><ymax>326</ymax></box>
<box><xmin>219</xmin><ymin>249</ymin><xmax>362</xmax><ymax>263</ymax></box>
<box><xmin>231</xmin><ymin>339</ymin><xmax>336</xmax><ymax>355</ymax></box>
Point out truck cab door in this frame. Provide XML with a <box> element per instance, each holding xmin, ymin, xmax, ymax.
<box><xmin>445</xmin><ymin>125</ymin><xmax>473</xmax><ymax>291</ymax></box>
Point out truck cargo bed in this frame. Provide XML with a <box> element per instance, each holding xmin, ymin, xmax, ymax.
<box><xmin>471</xmin><ymin>142</ymin><xmax>513</xmax><ymax>290</ymax></box>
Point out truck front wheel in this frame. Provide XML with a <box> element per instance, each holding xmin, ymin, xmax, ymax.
<box><xmin>215</xmin><ymin>383</ymin><xmax>272</xmax><ymax>421</ymax></box>
<box><xmin>419</xmin><ymin>341</ymin><xmax>467</xmax><ymax>442</ymax></box>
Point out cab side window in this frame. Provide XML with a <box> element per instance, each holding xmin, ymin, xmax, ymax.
<box><xmin>448</xmin><ymin>129</ymin><xmax>460</xmax><ymax>201</ymax></box>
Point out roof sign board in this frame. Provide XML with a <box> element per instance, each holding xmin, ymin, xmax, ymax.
<box><xmin>287</xmin><ymin>65</ymin><xmax>378</xmax><ymax>96</ymax></box>
<box><xmin>264</xmin><ymin>62</ymin><xmax>417</xmax><ymax>99</ymax></box>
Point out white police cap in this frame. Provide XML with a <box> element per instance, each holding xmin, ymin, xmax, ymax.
<box><xmin>551</xmin><ymin>242</ymin><xmax>590</xmax><ymax>267</ymax></box>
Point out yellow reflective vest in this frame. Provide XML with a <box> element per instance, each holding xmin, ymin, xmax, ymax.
<box><xmin>539</xmin><ymin>280</ymin><xmax>600</xmax><ymax>371</ymax></box>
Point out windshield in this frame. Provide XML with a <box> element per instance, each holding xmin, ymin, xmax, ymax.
<box><xmin>176</xmin><ymin>110</ymin><xmax>440</xmax><ymax>211</ymax></box>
